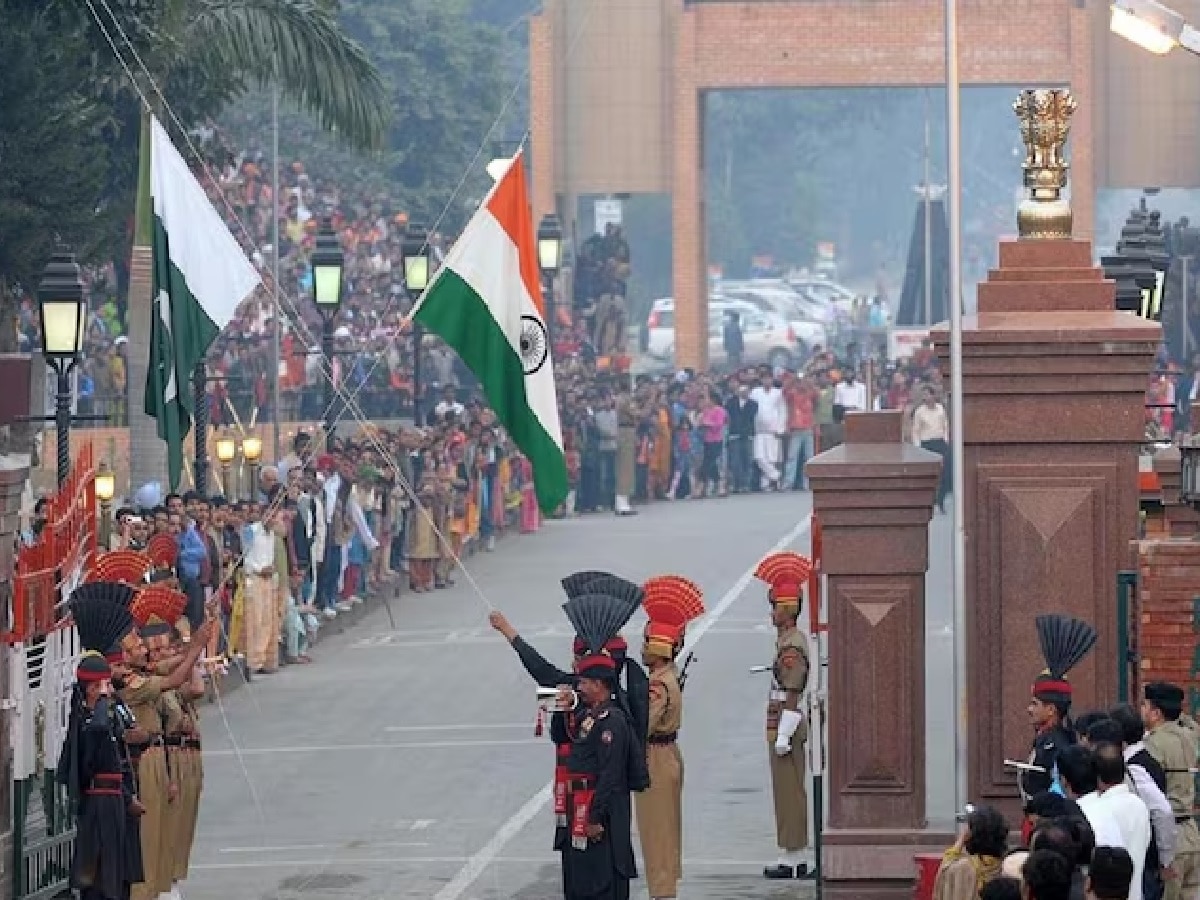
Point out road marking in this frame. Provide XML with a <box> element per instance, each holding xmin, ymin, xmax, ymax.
<box><xmin>351</xmin><ymin>622</ymin><xmax>773</xmax><ymax>650</ymax></box>
<box><xmin>204</xmin><ymin>738</ymin><xmax>542</xmax><ymax>757</ymax></box>
<box><xmin>189</xmin><ymin>855</ymin><xmax>791</xmax><ymax>871</ymax></box>
<box><xmin>218</xmin><ymin>842</ymin><xmax>430</xmax><ymax>854</ymax></box>
<box><xmin>382</xmin><ymin>723</ymin><xmax>531</xmax><ymax>734</ymax></box>
<box><xmin>411</xmin><ymin>819</ymin><xmax>434</xmax><ymax>830</ymax></box>
<box><xmin>432</xmin><ymin>516</ymin><xmax>812</xmax><ymax>900</ymax></box>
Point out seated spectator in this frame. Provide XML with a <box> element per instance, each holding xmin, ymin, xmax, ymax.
<box><xmin>934</xmin><ymin>804</ymin><xmax>1009</xmax><ymax>900</ymax></box>
<box><xmin>1023</xmin><ymin>849</ymin><xmax>1076</xmax><ymax>900</ymax></box>
<box><xmin>1087</xmin><ymin>847</ymin><xmax>1134</xmax><ymax>900</ymax></box>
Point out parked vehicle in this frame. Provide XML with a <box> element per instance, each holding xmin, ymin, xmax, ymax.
<box><xmin>644</xmin><ymin>297</ymin><xmax>823</xmax><ymax>369</ymax></box>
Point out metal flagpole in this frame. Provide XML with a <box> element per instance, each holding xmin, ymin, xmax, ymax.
<box><xmin>924</xmin><ymin>88</ymin><xmax>934</xmax><ymax>327</ymax></box>
<box><xmin>945</xmin><ymin>0</ymin><xmax>969</xmax><ymax>816</ymax></box>
<box><xmin>271</xmin><ymin>66</ymin><xmax>282</xmax><ymax>462</ymax></box>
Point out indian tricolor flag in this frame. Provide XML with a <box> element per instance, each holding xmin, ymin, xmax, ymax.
<box><xmin>147</xmin><ymin>116</ymin><xmax>260</xmax><ymax>489</ymax></box>
<box><xmin>412</xmin><ymin>152</ymin><xmax>567</xmax><ymax>512</ymax></box>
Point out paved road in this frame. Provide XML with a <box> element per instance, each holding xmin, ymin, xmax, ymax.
<box><xmin>186</xmin><ymin>491</ymin><xmax>955</xmax><ymax>900</ymax></box>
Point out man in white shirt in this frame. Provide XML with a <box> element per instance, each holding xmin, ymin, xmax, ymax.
<box><xmin>832</xmin><ymin>371</ymin><xmax>867</xmax><ymax>419</ymax></box>
<box><xmin>1093</xmin><ymin>742</ymin><xmax>1152</xmax><ymax>900</ymax></box>
<box><xmin>1058</xmin><ymin>744</ymin><xmax>1128</xmax><ymax>851</ymax></box>
<box><xmin>241</xmin><ymin>504</ymin><xmax>279</xmax><ymax>676</ymax></box>
<box><xmin>749</xmin><ymin>373</ymin><xmax>787</xmax><ymax>490</ymax></box>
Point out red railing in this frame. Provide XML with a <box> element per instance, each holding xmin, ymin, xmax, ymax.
<box><xmin>4</xmin><ymin>444</ymin><xmax>96</xmax><ymax>644</ymax></box>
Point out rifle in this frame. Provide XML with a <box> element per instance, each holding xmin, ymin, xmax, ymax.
<box><xmin>678</xmin><ymin>652</ymin><xmax>696</xmax><ymax>691</ymax></box>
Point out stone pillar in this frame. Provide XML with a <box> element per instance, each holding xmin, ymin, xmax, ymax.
<box><xmin>932</xmin><ymin>238</ymin><xmax>1160</xmax><ymax>822</ymax></box>
<box><xmin>0</xmin><ymin>461</ymin><xmax>28</xmax><ymax>900</ymax></box>
<box><xmin>529</xmin><ymin>9</ymin><xmax>556</xmax><ymax>224</ymax></box>
<box><xmin>670</xmin><ymin>2</ymin><xmax>706</xmax><ymax>371</ymax></box>
<box><xmin>1152</xmin><ymin>446</ymin><xmax>1200</xmax><ymax>538</ymax></box>
<box><xmin>806</xmin><ymin>411</ymin><xmax>946</xmax><ymax>900</ymax></box>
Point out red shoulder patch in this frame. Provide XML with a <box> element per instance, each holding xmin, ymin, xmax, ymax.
<box><xmin>649</xmin><ymin>682</ymin><xmax>666</xmax><ymax>700</ymax></box>
<box><xmin>779</xmin><ymin>648</ymin><xmax>802</xmax><ymax>669</ymax></box>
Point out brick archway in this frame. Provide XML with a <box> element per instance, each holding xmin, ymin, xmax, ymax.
<box><xmin>530</xmin><ymin>0</ymin><xmax>1094</xmax><ymax>369</ymax></box>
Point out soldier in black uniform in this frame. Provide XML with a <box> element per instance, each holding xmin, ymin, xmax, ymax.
<box><xmin>488</xmin><ymin>571</ymin><xmax>648</xmax><ymax>896</ymax></box>
<box><xmin>1020</xmin><ymin>614</ymin><xmax>1097</xmax><ymax>842</ymax></box>
<box><xmin>562</xmin><ymin>591</ymin><xmax>639</xmax><ymax>900</ymax></box>
<box><xmin>58</xmin><ymin>595</ymin><xmax>142</xmax><ymax>900</ymax></box>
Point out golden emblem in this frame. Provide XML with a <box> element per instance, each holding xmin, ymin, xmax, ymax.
<box><xmin>1013</xmin><ymin>88</ymin><xmax>1078</xmax><ymax>240</ymax></box>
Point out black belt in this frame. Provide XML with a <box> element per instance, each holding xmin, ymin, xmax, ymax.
<box><xmin>127</xmin><ymin>736</ymin><xmax>164</xmax><ymax>756</ymax></box>
<box><xmin>1177</xmin><ymin>815</ymin><xmax>1195</xmax><ymax>823</ymax></box>
<box><xmin>648</xmin><ymin>732</ymin><xmax>678</xmax><ymax>746</ymax></box>
<box><xmin>567</xmin><ymin>777</ymin><xmax>595</xmax><ymax>792</ymax></box>
<box><xmin>86</xmin><ymin>773</ymin><xmax>123</xmax><ymax>796</ymax></box>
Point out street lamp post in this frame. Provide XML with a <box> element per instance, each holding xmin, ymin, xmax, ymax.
<box><xmin>37</xmin><ymin>253</ymin><xmax>87</xmax><ymax>487</ymax></box>
<box><xmin>537</xmin><ymin>214</ymin><xmax>564</xmax><ymax>352</ymax></box>
<box><xmin>403</xmin><ymin>223</ymin><xmax>431</xmax><ymax>424</ymax></box>
<box><xmin>241</xmin><ymin>435</ymin><xmax>263</xmax><ymax>501</ymax></box>
<box><xmin>193</xmin><ymin>362</ymin><xmax>210</xmax><ymax>496</ymax></box>
<box><xmin>311</xmin><ymin>220</ymin><xmax>345</xmax><ymax>443</ymax></box>
<box><xmin>95</xmin><ymin>461</ymin><xmax>115</xmax><ymax>551</ymax></box>
<box><xmin>215</xmin><ymin>432</ymin><xmax>237</xmax><ymax>501</ymax></box>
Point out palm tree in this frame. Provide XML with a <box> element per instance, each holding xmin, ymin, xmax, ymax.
<box><xmin>105</xmin><ymin>0</ymin><xmax>389</xmax><ymax>491</ymax></box>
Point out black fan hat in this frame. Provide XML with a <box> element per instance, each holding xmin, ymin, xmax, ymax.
<box><xmin>564</xmin><ymin>593</ymin><xmax>636</xmax><ymax>679</ymax></box>
<box><xmin>579</xmin><ymin>574</ymin><xmax>644</xmax><ymax>612</ymax></box>
<box><xmin>562</xmin><ymin>571</ymin><xmax>617</xmax><ymax>600</ymax></box>
<box><xmin>70</xmin><ymin>581</ymin><xmax>138</xmax><ymax>610</ymax></box>
<box><xmin>1032</xmin><ymin>614</ymin><xmax>1097</xmax><ymax>703</ymax></box>
<box><xmin>71</xmin><ymin>596</ymin><xmax>134</xmax><ymax>656</ymax></box>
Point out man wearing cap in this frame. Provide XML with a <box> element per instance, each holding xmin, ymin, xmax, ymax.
<box><xmin>1022</xmin><ymin>616</ymin><xmax>1097</xmax><ymax>807</ymax></box>
<box><xmin>754</xmin><ymin>551</ymin><xmax>813</xmax><ymax>880</ymax></box>
<box><xmin>1142</xmin><ymin>681</ymin><xmax>1200</xmax><ymax>900</ymax></box>
<box><xmin>562</xmin><ymin>604</ymin><xmax>638</xmax><ymax>900</ymax></box>
<box><xmin>636</xmin><ymin>576</ymin><xmax>705</xmax><ymax>900</ymax></box>
<box><xmin>120</xmin><ymin>614</ymin><xmax>214</xmax><ymax>900</ymax></box>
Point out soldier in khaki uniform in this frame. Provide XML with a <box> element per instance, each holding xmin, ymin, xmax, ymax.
<box><xmin>1142</xmin><ymin>681</ymin><xmax>1200</xmax><ymax>900</ymax></box>
<box><xmin>754</xmin><ymin>551</ymin><xmax>814</xmax><ymax>880</ymax></box>
<box><xmin>636</xmin><ymin>575</ymin><xmax>706</xmax><ymax>900</ymax></box>
<box><xmin>121</xmin><ymin>597</ymin><xmax>213</xmax><ymax>900</ymax></box>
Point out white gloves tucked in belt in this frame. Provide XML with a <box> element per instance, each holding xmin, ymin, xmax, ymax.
<box><xmin>774</xmin><ymin>709</ymin><xmax>803</xmax><ymax>757</ymax></box>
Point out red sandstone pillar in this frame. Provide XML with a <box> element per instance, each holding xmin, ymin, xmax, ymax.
<box><xmin>806</xmin><ymin>411</ymin><xmax>947</xmax><ymax>900</ymax></box>
<box><xmin>932</xmin><ymin>238</ymin><xmax>1160</xmax><ymax>823</ymax></box>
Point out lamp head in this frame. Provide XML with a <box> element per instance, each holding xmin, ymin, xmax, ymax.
<box><xmin>311</xmin><ymin>219</ymin><xmax>345</xmax><ymax>313</ymax></box>
<box><xmin>38</xmin><ymin>253</ymin><xmax>86</xmax><ymax>360</ymax></box>
<box><xmin>215</xmin><ymin>433</ymin><xmax>237</xmax><ymax>465</ymax></box>
<box><xmin>1110</xmin><ymin>0</ymin><xmax>1183</xmax><ymax>54</ymax></box>
<box><xmin>241</xmin><ymin>435</ymin><xmax>263</xmax><ymax>465</ymax></box>
<box><xmin>537</xmin><ymin>214</ymin><xmax>564</xmax><ymax>275</ymax></box>
<box><xmin>403</xmin><ymin>223</ymin><xmax>431</xmax><ymax>294</ymax></box>
<box><xmin>95</xmin><ymin>463</ymin><xmax>116</xmax><ymax>504</ymax></box>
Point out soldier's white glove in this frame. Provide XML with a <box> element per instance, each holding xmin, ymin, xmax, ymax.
<box><xmin>775</xmin><ymin>709</ymin><xmax>802</xmax><ymax>757</ymax></box>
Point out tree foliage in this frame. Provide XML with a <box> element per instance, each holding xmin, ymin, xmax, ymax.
<box><xmin>0</xmin><ymin>1</ymin><xmax>115</xmax><ymax>347</ymax></box>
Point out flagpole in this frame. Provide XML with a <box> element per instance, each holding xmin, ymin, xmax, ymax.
<box><xmin>271</xmin><ymin>64</ymin><xmax>282</xmax><ymax>464</ymax></box>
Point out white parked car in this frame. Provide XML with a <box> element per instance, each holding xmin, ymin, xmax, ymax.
<box><xmin>644</xmin><ymin>297</ymin><xmax>823</xmax><ymax>369</ymax></box>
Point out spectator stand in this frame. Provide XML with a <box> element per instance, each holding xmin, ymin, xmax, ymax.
<box><xmin>6</xmin><ymin>444</ymin><xmax>95</xmax><ymax>900</ymax></box>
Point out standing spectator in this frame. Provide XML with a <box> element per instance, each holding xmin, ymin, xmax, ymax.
<box><xmin>1093</xmin><ymin>743</ymin><xmax>1151</xmax><ymax>900</ymax></box>
<box><xmin>594</xmin><ymin>395</ymin><xmax>619</xmax><ymax>510</ymax></box>
<box><xmin>724</xmin><ymin>383</ymin><xmax>757</xmax><ymax>493</ymax></box>
<box><xmin>911</xmin><ymin>387</ymin><xmax>951</xmax><ymax>513</ymax></box>
<box><xmin>696</xmin><ymin>392</ymin><xmax>727</xmax><ymax>498</ymax></box>
<box><xmin>1088</xmin><ymin>847</ymin><xmax>1135</xmax><ymax>900</ymax></box>
<box><xmin>833</xmin><ymin>368</ymin><xmax>867</xmax><ymax>422</ymax></box>
<box><xmin>750</xmin><ymin>372</ymin><xmax>787</xmax><ymax>491</ymax></box>
<box><xmin>723</xmin><ymin>310</ymin><xmax>744</xmax><ymax>370</ymax></box>
<box><xmin>783</xmin><ymin>373</ymin><xmax>816</xmax><ymax>491</ymax></box>
<box><xmin>241</xmin><ymin>504</ymin><xmax>278</xmax><ymax>676</ymax></box>
<box><xmin>1056</xmin><ymin>745</ymin><xmax>1127</xmax><ymax>850</ymax></box>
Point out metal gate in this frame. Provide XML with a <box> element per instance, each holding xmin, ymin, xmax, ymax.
<box><xmin>6</xmin><ymin>445</ymin><xmax>95</xmax><ymax>900</ymax></box>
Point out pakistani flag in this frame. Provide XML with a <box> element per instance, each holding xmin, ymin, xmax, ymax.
<box><xmin>147</xmin><ymin>116</ymin><xmax>260</xmax><ymax>489</ymax></box>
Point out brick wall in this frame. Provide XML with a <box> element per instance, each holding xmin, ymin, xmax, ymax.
<box><xmin>1136</xmin><ymin>539</ymin><xmax>1200</xmax><ymax>714</ymax></box>
<box><xmin>532</xmin><ymin>0</ymin><xmax>1095</xmax><ymax>370</ymax></box>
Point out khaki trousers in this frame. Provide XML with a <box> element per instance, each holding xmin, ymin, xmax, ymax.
<box><xmin>767</xmin><ymin>732</ymin><xmax>808</xmax><ymax>851</ymax></box>
<box><xmin>131</xmin><ymin>746</ymin><xmax>170</xmax><ymax>900</ymax></box>
<box><xmin>1167</xmin><ymin>849</ymin><xmax>1200</xmax><ymax>900</ymax></box>
<box><xmin>635</xmin><ymin>743</ymin><xmax>684</xmax><ymax>897</ymax></box>
<box><xmin>168</xmin><ymin>746</ymin><xmax>203</xmax><ymax>880</ymax></box>
<box><xmin>243</xmin><ymin>574</ymin><xmax>277</xmax><ymax>672</ymax></box>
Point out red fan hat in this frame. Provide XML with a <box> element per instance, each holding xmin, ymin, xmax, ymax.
<box><xmin>754</xmin><ymin>552</ymin><xmax>812</xmax><ymax>611</ymax></box>
<box><xmin>643</xmin><ymin>575</ymin><xmax>705</xmax><ymax>659</ymax></box>
<box><xmin>131</xmin><ymin>585</ymin><xmax>188</xmax><ymax>638</ymax></box>
<box><xmin>147</xmin><ymin>533</ymin><xmax>178</xmax><ymax>571</ymax></box>
<box><xmin>88</xmin><ymin>550</ymin><xmax>152</xmax><ymax>586</ymax></box>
